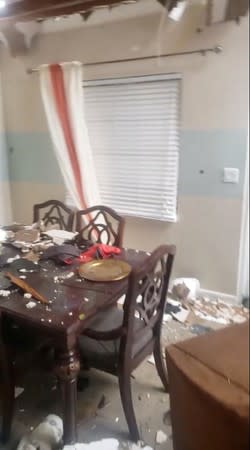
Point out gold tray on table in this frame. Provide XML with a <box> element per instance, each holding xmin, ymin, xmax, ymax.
<box><xmin>78</xmin><ymin>259</ymin><xmax>131</xmax><ymax>282</ymax></box>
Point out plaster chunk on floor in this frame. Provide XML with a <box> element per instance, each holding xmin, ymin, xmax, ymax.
<box><xmin>156</xmin><ymin>430</ymin><xmax>168</xmax><ymax>444</ymax></box>
<box><xmin>63</xmin><ymin>440</ymin><xmax>119</xmax><ymax>450</ymax></box>
<box><xmin>63</xmin><ymin>442</ymin><xmax>153</xmax><ymax>450</ymax></box>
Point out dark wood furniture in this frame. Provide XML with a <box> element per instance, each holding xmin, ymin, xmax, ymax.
<box><xmin>0</xmin><ymin>245</ymin><xmax>156</xmax><ymax>445</ymax></box>
<box><xmin>33</xmin><ymin>199</ymin><xmax>74</xmax><ymax>231</ymax></box>
<box><xmin>166</xmin><ymin>321</ymin><xmax>249</xmax><ymax>450</ymax></box>
<box><xmin>76</xmin><ymin>205</ymin><xmax>125</xmax><ymax>247</ymax></box>
<box><xmin>0</xmin><ymin>318</ymin><xmax>52</xmax><ymax>443</ymax></box>
<box><xmin>79</xmin><ymin>244</ymin><xmax>176</xmax><ymax>442</ymax></box>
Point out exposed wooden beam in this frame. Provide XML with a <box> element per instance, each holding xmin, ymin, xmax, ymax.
<box><xmin>0</xmin><ymin>0</ymin><xmax>124</xmax><ymax>22</ymax></box>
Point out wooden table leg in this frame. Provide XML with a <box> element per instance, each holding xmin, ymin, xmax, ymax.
<box><xmin>55</xmin><ymin>347</ymin><xmax>80</xmax><ymax>444</ymax></box>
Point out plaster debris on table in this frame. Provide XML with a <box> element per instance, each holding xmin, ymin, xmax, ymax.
<box><xmin>0</xmin><ymin>289</ymin><xmax>11</xmax><ymax>297</ymax></box>
<box><xmin>24</xmin><ymin>292</ymin><xmax>32</xmax><ymax>299</ymax></box>
<box><xmin>7</xmin><ymin>255</ymin><xmax>20</xmax><ymax>263</ymax></box>
<box><xmin>19</xmin><ymin>275</ymin><xmax>27</xmax><ymax>279</ymax></box>
<box><xmin>26</xmin><ymin>301</ymin><xmax>37</xmax><ymax>309</ymax></box>
<box><xmin>19</xmin><ymin>268</ymin><xmax>35</xmax><ymax>273</ymax></box>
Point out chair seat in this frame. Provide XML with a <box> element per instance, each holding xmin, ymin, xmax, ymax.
<box><xmin>80</xmin><ymin>308</ymin><xmax>153</xmax><ymax>373</ymax></box>
<box><xmin>85</xmin><ymin>307</ymin><xmax>124</xmax><ymax>334</ymax></box>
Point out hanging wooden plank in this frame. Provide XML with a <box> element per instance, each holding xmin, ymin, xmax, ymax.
<box><xmin>0</xmin><ymin>0</ymin><xmax>125</xmax><ymax>22</ymax></box>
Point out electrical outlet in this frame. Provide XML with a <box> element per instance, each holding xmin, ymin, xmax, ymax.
<box><xmin>223</xmin><ymin>168</ymin><xmax>240</xmax><ymax>184</ymax></box>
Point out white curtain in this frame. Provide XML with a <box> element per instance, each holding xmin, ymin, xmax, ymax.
<box><xmin>0</xmin><ymin>73</ymin><xmax>12</xmax><ymax>225</ymax></box>
<box><xmin>39</xmin><ymin>61</ymin><xmax>100</xmax><ymax>213</ymax></box>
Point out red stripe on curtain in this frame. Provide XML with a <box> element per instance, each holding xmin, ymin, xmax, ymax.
<box><xmin>49</xmin><ymin>64</ymin><xmax>88</xmax><ymax>211</ymax></box>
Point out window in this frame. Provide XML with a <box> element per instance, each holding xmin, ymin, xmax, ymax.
<box><xmin>83</xmin><ymin>74</ymin><xmax>181</xmax><ymax>222</ymax></box>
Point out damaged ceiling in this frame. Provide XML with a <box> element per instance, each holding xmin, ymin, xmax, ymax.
<box><xmin>0</xmin><ymin>0</ymin><xmax>248</xmax><ymax>56</ymax></box>
<box><xmin>0</xmin><ymin>0</ymin><xmax>248</xmax><ymax>23</ymax></box>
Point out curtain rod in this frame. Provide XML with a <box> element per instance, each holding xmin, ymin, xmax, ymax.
<box><xmin>27</xmin><ymin>45</ymin><xmax>223</xmax><ymax>73</ymax></box>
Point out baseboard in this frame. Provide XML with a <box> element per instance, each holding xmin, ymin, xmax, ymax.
<box><xmin>199</xmin><ymin>289</ymin><xmax>238</xmax><ymax>305</ymax></box>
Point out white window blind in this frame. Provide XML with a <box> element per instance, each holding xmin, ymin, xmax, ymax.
<box><xmin>83</xmin><ymin>74</ymin><xmax>181</xmax><ymax>222</ymax></box>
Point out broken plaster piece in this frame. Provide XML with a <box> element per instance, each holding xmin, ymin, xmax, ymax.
<box><xmin>0</xmin><ymin>289</ymin><xmax>11</xmax><ymax>297</ymax></box>
<box><xmin>130</xmin><ymin>444</ymin><xmax>153</xmax><ymax>450</ymax></box>
<box><xmin>147</xmin><ymin>354</ymin><xmax>155</xmax><ymax>365</ymax></box>
<box><xmin>26</xmin><ymin>301</ymin><xmax>36</xmax><ymax>309</ymax></box>
<box><xmin>7</xmin><ymin>255</ymin><xmax>20</xmax><ymax>263</ymax></box>
<box><xmin>163</xmin><ymin>313</ymin><xmax>173</xmax><ymax>323</ymax></box>
<box><xmin>156</xmin><ymin>430</ymin><xmax>168</xmax><ymax>445</ymax></box>
<box><xmin>15</xmin><ymin>387</ymin><xmax>24</xmax><ymax>398</ymax></box>
<box><xmin>63</xmin><ymin>440</ymin><xmax>119</xmax><ymax>450</ymax></box>
<box><xmin>24</xmin><ymin>293</ymin><xmax>32</xmax><ymax>299</ymax></box>
<box><xmin>172</xmin><ymin>308</ymin><xmax>190</xmax><ymax>323</ymax></box>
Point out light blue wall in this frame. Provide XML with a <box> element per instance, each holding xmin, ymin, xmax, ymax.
<box><xmin>0</xmin><ymin>133</ymin><xmax>10</xmax><ymax>182</ymax></box>
<box><xmin>6</xmin><ymin>128</ymin><xmax>248</xmax><ymax>197</ymax></box>
<box><xmin>7</xmin><ymin>132</ymin><xmax>62</xmax><ymax>184</ymax></box>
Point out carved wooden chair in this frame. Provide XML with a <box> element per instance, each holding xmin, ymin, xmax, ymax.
<box><xmin>79</xmin><ymin>244</ymin><xmax>176</xmax><ymax>442</ymax></box>
<box><xmin>76</xmin><ymin>205</ymin><xmax>125</xmax><ymax>247</ymax></box>
<box><xmin>33</xmin><ymin>200</ymin><xmax>74</xmax><ymax>231</ymax></box>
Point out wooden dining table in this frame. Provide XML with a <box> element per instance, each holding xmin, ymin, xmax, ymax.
<box><xmin>0</xmin><ymin>242</ymin><xmax>149</xmax><ymax>444</ymax></box>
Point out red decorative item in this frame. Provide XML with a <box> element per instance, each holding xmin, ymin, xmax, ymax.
<box><xmin>64</xmin><ymin>244</ymin><xmax>121</xmax><ymax>265</ymax></box>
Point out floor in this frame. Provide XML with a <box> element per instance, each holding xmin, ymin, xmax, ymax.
<box><xmin>0</xmin><ymin>321</ymin><xmax>195</xmax><ymax>450</ymax></box>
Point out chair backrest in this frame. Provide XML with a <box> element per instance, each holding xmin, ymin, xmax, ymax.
<box><xmin>121</xmin><ymin>245</ymin><xmax>176</xmax><ymax>363</ymax></box>
<box><xmin>76</xmin><ymin>205</ymin><xmax>125</xmax><ymax>247</ymax></box>
<box><xmin>33</xmin><ymin>200</ymin><xmax>74</xmax><ymax>231</ymax></box>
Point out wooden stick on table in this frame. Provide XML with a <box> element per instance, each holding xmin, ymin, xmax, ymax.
<box><xmin>4</xmin><ymin>272</ymin><xmax>49</xmax><ymax>304</ymax></box>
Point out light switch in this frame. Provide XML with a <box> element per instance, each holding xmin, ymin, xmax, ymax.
<box><xmin>223</xmin><ymin>168</ymin><xmax>240</xmax><ymax>184</ymax></box>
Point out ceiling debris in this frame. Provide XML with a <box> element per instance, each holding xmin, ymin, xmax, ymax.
<box><xmin>157</xmin><ymin>0</ymin><xmax>249</xmax><ymax>25</ymax></box>
<box><xmin>207</xmin><ymin>0</ymin><xmax>249</xmax><ymax>24</ymax></box>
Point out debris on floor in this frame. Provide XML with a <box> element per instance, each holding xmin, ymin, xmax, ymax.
<box><xmin>63</xmin><ymin>441</ymin><xmax>154</xmax><ymax>450</ymax></box>
<box><xmin>166</xmin><ymin>280</ymin><xmax>249</xmax><ymax>332</ymax></box>
<box><xmin>15</xmin><ymin>387</ymin><xmax>24</xmax><ymax>398</ymax></box>
<box><xmin>171</xmin><ymin>278</ymin><xmax>200</xmax><ymax>300</ymax></box>
<box><xmin>189</xmin><ymin>324</ymin><xmax>213</xmax><ymax>335</ymax></box>
<box><xmin>63</xmin><ymin>440</ymin><xmax>119</xmax><ymax>450</ymax></box>
<box><xmin>163</xmin><ymin>410</ymin><xmax>172</xmax><ymax>427</ymax></box>
<box><xmin>17</xmin><ymin>414</ymin><xmax>63</xmax><ymax>450</ymax></box>
<box><xmin>155</xmin><ymin>430</ymin><xmax>168</xmax><ymax>445</ymax></box>
<box><xmin>97</xmin><ymin>394</ymin><xmax>110</xmax><ymax>410</ymax></box>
